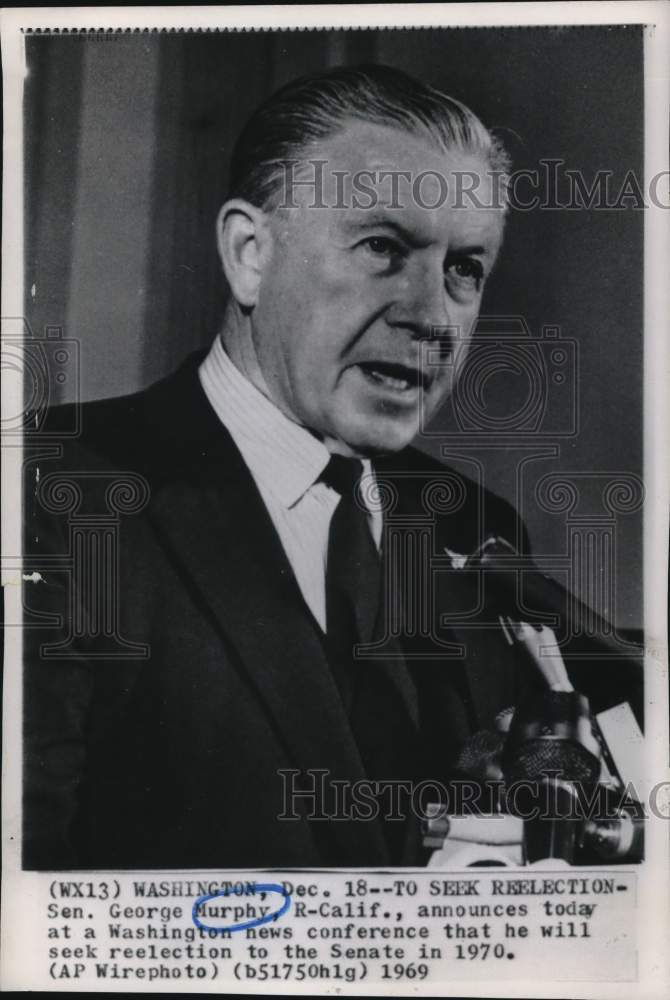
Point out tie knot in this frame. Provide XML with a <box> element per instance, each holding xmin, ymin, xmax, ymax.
<box><xmin>321</xmin><ymin>454</ymin><xmax>364</xmax><ymax>498</ymax></box>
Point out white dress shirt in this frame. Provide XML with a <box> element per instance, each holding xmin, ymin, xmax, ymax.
<box><xmin>199</xmin><ymin>336</ymin><xmax>382</xmax><ymax>631</ymax></box>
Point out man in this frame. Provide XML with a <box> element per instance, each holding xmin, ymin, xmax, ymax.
<box><xmin>23</xmin><ymin>65</ymin><xmax>640</xmax><ymax>870</ymax></box>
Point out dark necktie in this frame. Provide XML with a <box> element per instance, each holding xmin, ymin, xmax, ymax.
<box><xmin>322</xmin><ymin>455</ymin><xmax>381</xmax><ymax>704</ymax></box>
<box><xmin>322</xmin><ymin>455</ymin><xmax>427</xmax><ymax>866</ymax></box>
<box><xmin>322</xmin><ymin>455</ymin><xmax>428</xmax><ymax>864</ymax></box>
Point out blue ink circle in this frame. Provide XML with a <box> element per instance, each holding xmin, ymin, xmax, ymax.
<box><xmin>192</xmin><ymin>882</ymin><xmax>291</xmax><ymax>933</ymax></box>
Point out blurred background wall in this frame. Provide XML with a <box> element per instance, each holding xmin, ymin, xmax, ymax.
<box><xmin>24</xmin><ymin>27</ymin><xmax>644</xmax><ymax>629</ymax></box>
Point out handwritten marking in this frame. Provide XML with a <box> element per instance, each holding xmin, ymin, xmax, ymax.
<box><xmin>192</xmin><ymin>882</ymin><xmax>291</xmax><ymax>934</ymax></box>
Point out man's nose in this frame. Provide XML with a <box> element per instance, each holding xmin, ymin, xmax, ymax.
<box><xmin>386</xmin><ymin>260</ymin><xmax>452</xmax><ymax>339</ymax></box>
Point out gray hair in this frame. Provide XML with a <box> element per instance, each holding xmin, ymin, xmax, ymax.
<box><xmin>228</xmin><ymin>64</ymin><xmax>510</xmax><ymax>209</ymax></box>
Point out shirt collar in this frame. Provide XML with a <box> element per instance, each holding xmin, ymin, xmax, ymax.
<box><xmin>199</xmin><ymin>336</ymin><xmax>332</xmax><ymax>508</ymax></box>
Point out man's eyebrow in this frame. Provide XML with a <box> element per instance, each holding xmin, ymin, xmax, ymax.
<box><xmin>446</xmin><ymin>244</ymin><xmax>490</xmax><ymax>257</ymax></box>
<box><xmin>341</xmin><ymin>214</ymin><xmax>497</xmax><ymax>256</ymax></box>
<box><xmin>341</xmin><ymin>213</ymin><xmax>420</xmax><ymax>242</ymax></box>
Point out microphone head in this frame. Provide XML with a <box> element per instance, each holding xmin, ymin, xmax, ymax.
<box><xmin>502</xmin><ymin>690</ymin><xmax>601</xmax><ymax>786</ymax></box>
<box><xmin>454</xmin><ymin>730</ymin><xmax>505</xmax><ymax>782</ymax></box>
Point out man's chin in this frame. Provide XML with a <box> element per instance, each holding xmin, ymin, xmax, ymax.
<box><xmin>333</xmin><ymin>415</ymin><xmax>419</xmax><ymax>457</ymax></box>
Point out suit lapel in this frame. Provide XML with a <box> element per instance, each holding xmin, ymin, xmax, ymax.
<box><xmin>142</xmin><ymin>361</ymin><xmax>389</xmax><ymax>862</ymax></box>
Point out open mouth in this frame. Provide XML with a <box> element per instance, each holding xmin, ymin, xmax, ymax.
<box><xmin>357</xmin><ymin>361</ymin><xmax>427</xmax><ymax>392</ymax></box>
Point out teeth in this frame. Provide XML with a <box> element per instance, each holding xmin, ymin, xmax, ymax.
<box><xmin>373</xmin><ymin>370</ymin><xmax>410</xmax><ymax>390</ymax></box>
<box><xmin>366</xmin><ymin>367</ymin><xmax>413</xmax><ymax>391</ymax></box>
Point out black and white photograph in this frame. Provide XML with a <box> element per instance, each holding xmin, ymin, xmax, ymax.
<box><xmin>2</xmin><ymin>3</ymin><xmax>668</xmax><ymax>995</ymax></box>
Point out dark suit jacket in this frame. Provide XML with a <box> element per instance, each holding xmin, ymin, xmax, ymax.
<box><xmin>22</xmin><ymin>352</ymin><xmax>642</xmax><ymax>870</ymax></box>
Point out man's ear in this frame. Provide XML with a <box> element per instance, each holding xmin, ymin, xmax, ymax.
<box><xmin>216</xmin><ymin>199</ymin><xmax>271</xmax><ymax>309</ymax></box>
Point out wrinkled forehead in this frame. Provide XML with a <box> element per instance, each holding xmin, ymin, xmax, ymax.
<box><xmin>274</xmin><ymin>120</ymin><xmax>505</xmax><ymax>248</ymax></box>
<box><xmin>320</xmin><ymin>118</ymin><xmax>484</xmax><ymax>173</ymax></box>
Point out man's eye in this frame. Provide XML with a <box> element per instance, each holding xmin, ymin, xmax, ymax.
<box><xmin>362</xmin><ymin>236</ymin><xmax>404</xmax><ymax>257</ymax></box>
<box><xmin>446</xmin><ymin>258</ymin><xmax>484</xmax><ymax>287</ymax></box>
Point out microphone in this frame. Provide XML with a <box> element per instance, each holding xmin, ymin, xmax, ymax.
<box><xmin>502</xmin><ymin>689</ymin><xmax>602</xmax><ymax>865</ymax></box>
<box><xmin>425</xmin><ymin>541</ymin><xmax>645</xmax><ymax>865</ymax></box>
<box><xmin>498</xmin><ymin>611</ymin><xmax>600</xmax><ymax>863</ymax></box>
<box><xmin>503</xmin><ymin>689</ymin><xmax>602</xmax><ymax>786</ymax></box>
<box><xmin>582</xmin><ymin>813</ymin><xmax>644</xmax><ymax>862</ymax></box>
<box><xmin>453</xmin><ymin>729</ymin><xmax>505</xmax><ymax>783</ymax></box>
<box><xmin>499</xmin><ymin>613</ymin><xmax>645</xmax><ymax>862</ymax></box>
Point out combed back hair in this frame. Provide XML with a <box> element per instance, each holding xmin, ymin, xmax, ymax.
<box><xmin>228</xmin><ymin>64</ymin><xmax>511</xmax><ymax>209</ymax></box>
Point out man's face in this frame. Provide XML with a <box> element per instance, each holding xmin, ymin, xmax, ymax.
<box><xmin>250</xmin><ymin>120</ymin><xmax>505</xmax><ymax>455</ymax></box>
